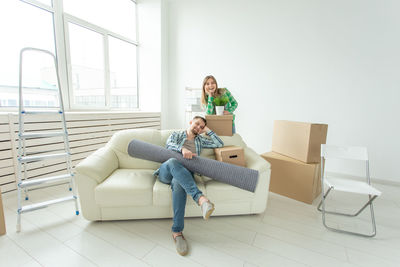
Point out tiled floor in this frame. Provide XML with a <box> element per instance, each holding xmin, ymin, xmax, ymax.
<box><xmin>1</xmin><ymin>182</ymin><xmax>399</xmax><ymax>267</ymax></box>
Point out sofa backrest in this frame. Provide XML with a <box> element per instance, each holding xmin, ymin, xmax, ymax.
<box><xmin>108</xmin><ymin>129</ymin><xmax>163</xmax><ymax>169</ymax></box>
<box><xmin>108</xmin><ymin>128</ymin><xmax>248</xmax><ymax>169</ymax></box>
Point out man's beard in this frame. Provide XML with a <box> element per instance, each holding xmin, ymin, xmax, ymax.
<box><xmin>191</xmin><ymin>129</ymin><xmax>199</xmax><ymax>136</ymax></box>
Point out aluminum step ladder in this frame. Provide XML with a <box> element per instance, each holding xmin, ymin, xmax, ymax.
<box><xmin>16</xmin><ymin>47</ymin><xmax>79</xmax><ymax>232</ymax></box>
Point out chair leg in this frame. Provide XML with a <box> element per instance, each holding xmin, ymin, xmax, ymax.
<box><xmin>317</xmin><ymin>188</ymin><xmax>378</xmax><ymax>237</ymax></box>
<box><xmin>318</xmin><ymin>190</ymin><xmax>378</xmax><ymax>217</ymax></box>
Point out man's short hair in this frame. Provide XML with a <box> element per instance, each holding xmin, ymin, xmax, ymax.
<box><xmin>193</xmin><ymin>116</ymin><xmax>207</xmax><ymax>126</ymax></box>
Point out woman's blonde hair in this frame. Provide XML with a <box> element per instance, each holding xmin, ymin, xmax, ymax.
<box><xmin>201</xmin><ymin>75</ymin><xmax>225</xmax><ymax>106</ymax></box>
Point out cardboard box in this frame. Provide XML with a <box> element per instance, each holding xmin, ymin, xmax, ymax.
<box><xmin>0</xmin><ymin>190</ymin><xmax>6</xmax><ymax>235</ymax></box>
<box><xmin>205</xmin><ymin>115</ymin><xmax>233</xmax><ymax>136</ymax></box>
<box><xmin>261</xmin><ymin>151</ymin><xmax>321</xmax><ymax>204</ymax></box>
<box><xmin>272</xmin><ymin>120</ymin><xmax>328</xmax><ymax>163</ymax></box>
<box><xmin>214</xmin><ymin>146</ymin><xmax>246</xmax><ymax>167</ymax></box>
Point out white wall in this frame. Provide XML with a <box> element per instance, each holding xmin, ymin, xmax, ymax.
<box><xmin>164</xmin><ymin>0</ymin><xmax>400</xmax><ymax>182</ymax></box>
<box><xmin>137</xmin><ymin>0</ymin><xmax>161</xmax><ymax>112</ymax></box>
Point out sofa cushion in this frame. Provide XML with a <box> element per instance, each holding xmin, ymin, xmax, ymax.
<box><xmin>109</xmin><ymin>129</ymin><xmax>162</xmax><ymax>170</ymax></box>
<box><xmin>95</xmin><ymin>169</ymin><xmax>155</xmax><ymax>207</ymax></box>
<box><xmin>153</xmin><ymin>175</ymin><xmax>206</xmax><ymax>206</ymax></box>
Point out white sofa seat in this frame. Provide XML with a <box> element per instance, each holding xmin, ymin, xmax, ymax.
<box><xmin>95</xmin><ymin>169</ymin><xmax>155</xmax><ymax>207</ymax></box>
<box><xmin>75</xmin><ymin>129</ymin><xmax>271</xmax><ymax>221</ymax></box>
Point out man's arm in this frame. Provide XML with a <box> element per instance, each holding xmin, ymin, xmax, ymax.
<box><xmin>199</xmin><ymin>127</ymin><xmax>224</xmax><ymax>148</ymax></box>
<box><xmin>166</xmin><ymin>131</ymin><xmax>197</xmax><ymax>159</ymax></box>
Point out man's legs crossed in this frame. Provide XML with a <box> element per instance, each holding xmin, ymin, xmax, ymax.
<box><xmin>159</xmin><ymin>158</ymin><xmax>205</xmax><ymax>230</ymax></box>
<box><xmin>159</xmin><ymin>158</ymin><xmax>199</xmax><ymax>255</ymax></box>
<box><xmin>158</xmin><ymin>158</ymin><xmax>215</xmax><ymax>255</ymax></box>
<box><xmin>162</xmin><ymin>159</ymin><xmax>215</xmax><ymax>217</ymax></box>
<box><xmin>159</xmin><ymin>158</ymin><xmax>203</xmax><ymax>202</ymax></box>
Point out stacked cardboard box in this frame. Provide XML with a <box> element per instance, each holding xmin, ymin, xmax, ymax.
<box><xmin>205</xmin><ymin>115</ymin><xmax>233</xmax><ymax>136</ymax></box>
<box><xmin>261</xmin><ymin>120</ymin><xmax>328</xmax><ymax>204</ymax></box>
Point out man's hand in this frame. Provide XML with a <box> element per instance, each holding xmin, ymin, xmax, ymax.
<box><xmin>182</xmin><ymin>148</ymin><xmax>196</xmax><ymax>159</ymax></box>
<box><xmin>200</xmin><ymin>126</ymin><xmax>210</xmax><ymax>135</ymax></box>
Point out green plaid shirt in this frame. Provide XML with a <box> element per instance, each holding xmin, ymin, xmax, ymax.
<box><xmin>205</xmin><ymin>88</ymin><xmax>238</xmax><ymax>126</ymax></box>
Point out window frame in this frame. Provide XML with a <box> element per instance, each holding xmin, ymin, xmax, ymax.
<box><xmin>63</xmin><ymin>13</ymin><xmax>139</xmax><ymax>110</ymax></box>
<box><xmin>3</xmin><ymin>0</ymin><xmax>139</xmax><ymax>111</ymax></box>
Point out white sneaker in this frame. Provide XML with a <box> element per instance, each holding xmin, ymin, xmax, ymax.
<box><xmin>201</xmin><ymin>201</ymin><xmax>215</xmax><ymax>220</ymax></box>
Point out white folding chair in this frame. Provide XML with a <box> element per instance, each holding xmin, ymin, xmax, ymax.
<box><xmin>317</xmin><ymin>145</ymin><xmax>381</xmax><ymax>237</ymax></box>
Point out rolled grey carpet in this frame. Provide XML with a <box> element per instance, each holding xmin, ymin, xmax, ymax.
<box><xmin>128</xmin><ymin>139</ymin><xmax>259</xmax><ymax>192</ymax></box>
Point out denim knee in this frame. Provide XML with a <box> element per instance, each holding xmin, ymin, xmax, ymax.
<box><xmin>166</xmin><ymin>158</ymin><xmax>180</xmax><ymax>167</ymax></box>
<box><xmin>171</xmin><ymin>178</ymin><xmax>185</xmax><ymax>193</ymax></box>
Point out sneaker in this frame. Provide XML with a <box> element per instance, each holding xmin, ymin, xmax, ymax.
<box><xmin>173</xmin><ymin>233</ymin><xmax>188</xmax><ymax>256</ymax></box>
<box><xmin>201</xmin><ymin>200</ymin><xmax>215</xmax><ymax>220</ymax></box>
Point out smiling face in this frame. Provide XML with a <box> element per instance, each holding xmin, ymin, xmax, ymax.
<box><xmin>189</xmin><ymin>118</ymin><xmax>206</xmax><ymax>135</ymax></box>
<box><xmin>203</xmin><ymin>77</ymin><xmax>218</xmax><ymax>96</ymax></box>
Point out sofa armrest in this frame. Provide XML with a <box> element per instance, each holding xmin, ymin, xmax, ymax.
<box><xmin>244</xmin><ymin>147</ymin><xmax>271</xmax><ymax>213</ymax></box>
<box><xmin>245</xmin><ymin>147</ymin><xmax>270</xmax><ymax>173</ymax></box>
<box><xmin>75</xmin><ymin>146</ymin><xmax>119</xmax><ymax>184</ymax></box>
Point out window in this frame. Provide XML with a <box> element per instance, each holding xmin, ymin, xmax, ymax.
<box><xmin>0</xmin><ymin>0</ymin><xmax>55</xmax><ymax>108</ymax></box>
<box><xmin>68</xmin><ymin>23</ymin><xmax>105</xmax><ymax>107</ymax></box>
<box><xmin>108</xmin><ymin>36</ymin><xmax>138</xmax><ymax>109</ymax></box>
<box><xmin>64</xmin><ymin>0</ymin><xmax>138</xmax><ymax>109</ymax></box>
<box><xmin>0</xmin><ymin>0</ymin><xmax>138</xmax><ymax>110</ymax></box>
<box><xmin>64</xmin><ymin>0</ymin><xmax>136</xmax><ymax>41</ymax></box>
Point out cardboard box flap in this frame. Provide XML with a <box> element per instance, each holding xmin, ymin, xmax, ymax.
<box><xmin>206</xmin><ymin>115</ymin><xmax>233</xmax><ymax>121</ymax></box>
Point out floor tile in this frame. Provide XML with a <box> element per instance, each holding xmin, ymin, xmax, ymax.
<box><xmin>142</xmin><ymin>245</ymin><xmax>203</xmax><ymax>267</ymax></box>
<box><xmin>64</xmin><ymin>231</ymin><xmax>149</xmax><ymax>267</ymax></box>
<box><xmin>0</xmin><ymin>235</ymin><xmax>34</xmax><ymax>267</ymax></box>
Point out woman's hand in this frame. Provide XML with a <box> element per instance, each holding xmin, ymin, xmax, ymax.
<box><xmin>205</xmin><ymin>88</ymin><xmax>216</xmax><ymax>97</ymax></box>
<box><xmin>223</xmin><ymin>110</ymin><xmax>231</xmax><ymax>115</ymax></box>
<box><xmin>182</xmin><ymin>148</ymin><xmax>196</xmax><ymax>159</ymax></box>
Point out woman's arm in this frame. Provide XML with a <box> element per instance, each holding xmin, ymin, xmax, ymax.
<box><xmin>225</xmin><ymin>89</ymin><xmax>238</xmax><ymax>113</ymax></box>
<box><xmin>205</xmin><ymin>96</ymin><xmax>215</xmax><ymax>114</ymax></box>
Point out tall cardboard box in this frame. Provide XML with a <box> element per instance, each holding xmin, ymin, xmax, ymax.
<box><xmin>205</xmin><ymin>115</ymin><xmax>233</xmax><ymax>136</ymax></box>
<box><xmin>0</xmin><ymin>190</ymin><xmax>6</xmax><ymax>235</ymax></box>
<box><xmin>272</xmin><ymin>120</ymin><xmax>328</xmax><ymax>163</ymax></box>
<box><xmin>261</xmin><ymin>152</ymin><xmax>321</xmax><ymax>204</ymax></box>
<box><xmin>214</xmin><ymin>146</ymin><xmax>246</xmax><ymax>167</ymax></box>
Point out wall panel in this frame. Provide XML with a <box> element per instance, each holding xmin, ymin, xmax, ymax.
<box><xmin>0</xmin><ymin>112</ymin><xmax>161</xmax><ymax>193</ymax></box>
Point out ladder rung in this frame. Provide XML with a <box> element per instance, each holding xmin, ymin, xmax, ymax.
<box><xmin>18</xmin><ymin>152</ymin><xmax>69</xmax><ymax>163</ymax></box>
<box><xmin>22</xmin><ymin>110</ymin><xmax>62</xmax><ymax>115</ymax></box>
<box><xmin>18</xmin><ymin>196</ymin><xmax>76</xmax><ymax>214</ymax></box>
<box><xmin>19</xmin><ymin>131</ymin><xmax>66</xmax><ymax>139</ymax></box>
<box><xmin>18</xmin><ymin>174</ymin><xmax>73</xmax><ymax>188</ymax></box>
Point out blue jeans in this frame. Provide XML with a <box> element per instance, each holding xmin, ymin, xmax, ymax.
<box><xmin>158</xmin><ymin>158</ymin><xmax>203</xmax><ymax>233</ymax></box>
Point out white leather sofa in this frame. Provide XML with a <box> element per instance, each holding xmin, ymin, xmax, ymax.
<box><xmin>74</xmin><ymin>129</ymin><xmax>271</xmax><ymax>221</ymax></box>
